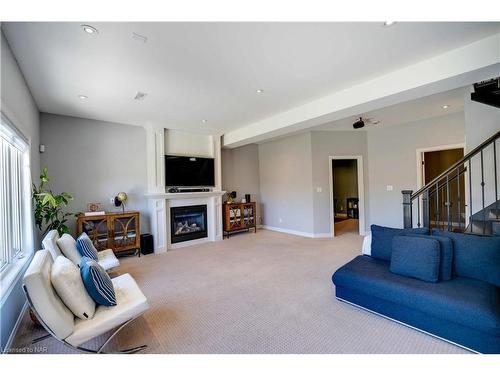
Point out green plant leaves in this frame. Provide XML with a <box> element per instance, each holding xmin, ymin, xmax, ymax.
<box><xmin>32</xmin><ymin>167</ymin><xmax>74</xmax><ymax>236</ymax></box>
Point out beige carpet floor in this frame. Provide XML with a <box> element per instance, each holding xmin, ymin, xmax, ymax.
<box><xmin>9</xmin><ymin>229</ymin><xmax>468</xmax><ymax>354</ymax></box>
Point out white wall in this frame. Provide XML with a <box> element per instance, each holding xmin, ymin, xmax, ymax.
<box><xmin>311</xmin><ymin>131</ymin><xmax>368</xmax><ymax>234</ymax></box>
<box><xmin>367</xmin><ymin>112</ymin><xmax>465</xmax><ymax>228</ymax></box>
<box><xmin>0</xmin><ymin>31</ymin><xmax>40</xmax><ymax>350</ymax></box>
<box><xmin>164</xmin><ymin>129</ymin><xmax>214</xmax><ymax>158</ymax></box>
<box><xmin>221</xmin><ymin>144</ymin><xmax>262</xmax><ymax>224</ymax></box>
<box><xmin>40</xmin><ymin>113</ymin><xmax>150</xmax><ymax>234</ymax></box>
<box><xmin>258</xmin><ymin>132</ymin><xmax>315</xmax><ymax>235</ymax></box>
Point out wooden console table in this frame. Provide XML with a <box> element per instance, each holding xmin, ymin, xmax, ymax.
<box><xmin>76</xmin><ymin>211</ymin><xmax>140</xmax><ymax>255</ymax></box>
<box><xmin>223</xmin><ymin>202</ymin><xmax>257</xmax><ymax>238</ymax></box>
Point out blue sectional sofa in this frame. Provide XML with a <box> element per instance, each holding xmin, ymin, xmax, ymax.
<box><xmin>332</xmin><ymin>225</ymin><xmax>500</xmax><ymax>354</ymax></box>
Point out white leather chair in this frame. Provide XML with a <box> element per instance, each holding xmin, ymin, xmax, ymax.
<box><xmin>23</xmin><ymin>250</ymin><xmax>149</xmax><ymax>353</ymax></box>
<box><xmin>42</xmin><ymin>230</ymin><xmax>120</xmax><ymax>271</ymax></box>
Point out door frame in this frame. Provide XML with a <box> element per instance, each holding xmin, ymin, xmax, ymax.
<box><xmin>329</xmin><ymin>155</ymin><xmax>365</xmax><ymax>237</ymax></box>
<box><xmin>415</xmin><ymin>143</ymin><xmax>466</xmax><ymax>226</ymax></box>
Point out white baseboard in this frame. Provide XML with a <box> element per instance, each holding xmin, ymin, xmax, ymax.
<box><xmin>262</xmin><ymin>226</ymin><xmax>332</xmax><ymax>239</ymax></box>
<box><xmin>3</xmin><ymin>301</ymin><xmax>28</xmax><ymax>353</ymax></box>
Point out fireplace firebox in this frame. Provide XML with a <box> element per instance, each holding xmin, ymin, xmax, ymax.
<box><xmin>170</xmin><ymin>205</ymin><xmax>208</xmax><ymax>243</ymax></box>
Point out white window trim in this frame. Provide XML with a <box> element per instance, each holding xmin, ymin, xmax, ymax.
<box><xmin>0</xmin><ymin>112</ymin><xmax>34</xmax><ymax>303</ymax></box>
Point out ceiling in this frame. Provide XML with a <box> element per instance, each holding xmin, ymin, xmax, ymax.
<box><xmin>2</xmin><ymin>22</ymin><xmax>499</xmax><ymax>135</ymax></box>
<box><xmin>311</xmin><ymin>87</ymin><xmax>466</xmax><ymax>132</ymax></box>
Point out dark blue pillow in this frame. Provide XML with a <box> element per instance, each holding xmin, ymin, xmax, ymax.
<box><xmin>390</xmin><ymin>236</ymin><xmax>440</xmax><ymax>283</ymax></box>
<box><xmin>432</xmin><ymin>229</ymin><xmax>500</xmax><ymax>286</ymax></box>
<box><xmin>80</xmin><ymin>257</ymin><xmax>117</xmax><ymax>306</ymax></box>
<box><xmin>76</xmin><ymin>232</ymin><xmax>98</xmax><ymax>261</ymax></box>
<box><xmin>371</xmin><ymin>224</ymin><xmax>430</xmax><ymax>261</ymax></box>
<box><xmin>404</xmin><ymin>234</ymin><xmax>453</xmax><ymax>281</ymax></box>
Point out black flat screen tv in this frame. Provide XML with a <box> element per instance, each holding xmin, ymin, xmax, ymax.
<box><xmin>165</xmin><ymin>155</ymin><xmax>215</xmax><ymax>187</ymax></box>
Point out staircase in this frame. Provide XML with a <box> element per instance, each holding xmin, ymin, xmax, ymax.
<box><xmin>402</xmin><ymin>130</ymin><xmax>500</xmax><ymax>236</ymax></box>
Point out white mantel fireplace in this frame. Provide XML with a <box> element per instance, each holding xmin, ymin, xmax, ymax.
<box><xmin>144</xmin><ymin>127</ymin><xmax>225</xmax><ymax>253</ymax></box>
<box><xmin>146</xmin><ymin>191</ymin><xmax>225</xmax><ymax>252</ymax></box>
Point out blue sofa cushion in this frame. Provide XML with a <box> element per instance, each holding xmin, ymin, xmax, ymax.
<box><xmin>332</xmin><ymin>255</ymin><xmax>500</xmax><ymax>335</ymax></box>
<box><xmin>432</xmin><ymin>229</ymin><xmax>500</xmax><ymax>287</ymax></box>
<box><xmin>370</xmin><ymin>224</ymin><xmax>430</xmax><ymax>261</ymax></box>
<box><xmin>404</xmin><ymin>234</ymin><xmax>453</xmax><ymax>281</ymax></box>
<box><xmin>390</xmin><ymin>236</ymin><xmax>440</xmax><ymax>283</ymax></box>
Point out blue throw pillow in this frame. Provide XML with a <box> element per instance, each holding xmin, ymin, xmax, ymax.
<box><xmin>80</xmin><ymin>257</ymin><xmax>117</xmax><ymax>306</ymax></box>
<box><xmin>76</xmin><ymin>232</ymin><xmax>99</xmax><ymax>261</ymax></box>
<box><xmin>390</xmin><ymin>236</ymin><xmax>440</xmax><ymax>283</ymax></box>
<box><xmin>370</xmin><ymin>224</ymin><xmax>430</xmax><ymax>261</ymax></box>
<box><xmin>404</xmin><ymin>234</ymin><xmax>453</xmax><ymax>281</ymax></box>
<box><xmin>432</xmin><ymin>229</ymin><xmax>500</xmax><ymax>286</ymax></box>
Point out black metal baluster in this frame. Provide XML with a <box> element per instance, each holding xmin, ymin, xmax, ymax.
<box><xmin>446</xmin><ymin>175</ymin><xmax>451</xmax><ymax>231</ymax></box>
<box><xmin>417</xmin><ymin>194</ymin><xmax>421</xmax><ymax>228</ymax></box>
<box><xmin>457</xmin><ymin>167</ymin><xmax>461</xmax><ymax>231</ymax></box>
<box><xmin>494</xmin><ymin>140</ymin><xmax>498</xmax><ymax>219</ymax></box>
<box><xmin>469</xmin><ymin>159</ymin><xmax>473</xmax><ymax>233</ymax></box>
<box><xmin>481</xmin><ymin>150</ymin><xmax>486</xmax><ymax>234</ymax></box>
<box><xmin>435</xmin><ymin>182</ymin><xmax>440</xmax><ymax>230</ymax></box>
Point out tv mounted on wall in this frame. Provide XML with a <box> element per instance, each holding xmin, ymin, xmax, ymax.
<box><xmin>165</xmin><ymin>155</ymin><xmax>215</xmax><ymax>187</ymax></box>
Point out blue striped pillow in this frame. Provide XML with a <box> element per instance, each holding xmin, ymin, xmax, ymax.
<box><xmin>76</xmin><ymin>232</ymin><xmax>98</xmax><ymax>261</ymax></box>
<box><xmin>80</xmin><ymin>257</ymin><xmax>117</xmax><ymax>306</ymax></box>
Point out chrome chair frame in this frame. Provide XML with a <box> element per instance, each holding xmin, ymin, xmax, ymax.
<box><xmin>22</xmin><ymin>284</ymin><xmax>147</xmax><ymax>354</ymax></box>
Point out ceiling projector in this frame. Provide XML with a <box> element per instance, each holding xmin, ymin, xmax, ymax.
<box><xmin>353</xmin><ymin>117</ymin><xmax>365</xmax><ymax>129</ymax></box>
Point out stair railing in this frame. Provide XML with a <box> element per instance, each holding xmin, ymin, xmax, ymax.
<box><xmin>403</xmin><ymin>130</ymin><xmax>500</xmax><ymax>234</ymax></box>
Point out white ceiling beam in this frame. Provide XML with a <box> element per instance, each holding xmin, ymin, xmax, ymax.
<box><xmin>223</xmin><ymin>33</ymin><xmax>500</xmax><ymax>148</ymax></box>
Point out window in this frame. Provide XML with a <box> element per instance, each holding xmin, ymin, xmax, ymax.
<box><xmin>0</xmin><ymin>113</ymin><xmax>33</xmax><ymax>291</ymax></box>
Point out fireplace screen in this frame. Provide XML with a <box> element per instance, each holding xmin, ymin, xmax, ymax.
<box><xmin>170</xmin><ymin>205</ymin><xmax>208</xmax><ymax>243</ymax></box>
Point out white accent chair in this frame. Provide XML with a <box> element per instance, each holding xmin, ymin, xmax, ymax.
<box><xmin>23</xmin><ymin>250</ymin><xmax>149</xmax><ymax>353</ymax></box>
<box><xmin>42</xmin><ymin>230</ymin><xmax>120</xmax><ymax>271</ymax></box>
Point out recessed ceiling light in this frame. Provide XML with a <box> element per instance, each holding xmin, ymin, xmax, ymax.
<box><xmin>134</xmin><ymin>92</ymin><xmax>148</xmax><ymax>100</ymax></box>
<box><xmin>256</xmin><ymin>89</ymin><xmax>264</xmax><ymax>93</ymax></box>
<box><xmin>202</xmin><ymin>119</ymin><xmax>208</xmax><ymax>123</ymax></box>
<box><xmin>383</xmin><ymin>21</ymin><xmax>396</xmax><ymax>27</ymax></box>
<box><xmin>77</xmin><ymin>95</ymin><xmax>88</xmax><ymax>100</ymax></box>
<box><xmin>82</xmin><ymin>25</ymin><xmax>98</xmax><ymax>34</ymax></box>
<box><xmin>442</xmin><ymin>104</ymin><xmax>450</xmax><ymax>109</ymax></box>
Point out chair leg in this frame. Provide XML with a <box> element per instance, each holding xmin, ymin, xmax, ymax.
<box><xmin>32</xmin><ymin>333</ymin><xmax>51</xmax><ymax>344</ymax></box>
<box><xmin>96</xmin><ymin>315</ymin><xmax>146</xmax><ymax>354</ymax></box>
<box><xmin>117</xmin><ymin>345</ymin><xmax>148</xmax><ymax>354</ymax></box>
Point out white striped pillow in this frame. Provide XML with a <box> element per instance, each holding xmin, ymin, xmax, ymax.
<box><xmin>80</xmin><ymin>257</ymin><xmax>117</xmax><ymax>306</ymax></box>
<box><xmin>76</xmin><ymin>232</ymin><xmax>99</xmax><ymax>261</ymax></box>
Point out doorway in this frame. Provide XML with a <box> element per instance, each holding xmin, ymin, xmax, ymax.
<box><xmin>329</xmin><ymin>156</ymin><xmax>365</xmax><ymax>237</ymax></box>
<box><xmin>417</xmin><ymin>144</ymin><xmax>465</xmax><ymax>229</ymax></box>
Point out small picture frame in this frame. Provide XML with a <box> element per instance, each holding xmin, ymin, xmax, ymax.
<box><xmin>87</xmin><ymin>202</ymin><xmax>101</xmax><ymax>212</ymax></box>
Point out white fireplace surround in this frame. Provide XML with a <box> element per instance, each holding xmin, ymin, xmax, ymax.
<box><xmin>145</xmin><ymin>128</ymin><xmax>225</xmax><ymax>253</ymax></box>
<box><xmin>146</xmin><ymin>191</ymin><xmax>225</xmax><ymax>252</ymax></box>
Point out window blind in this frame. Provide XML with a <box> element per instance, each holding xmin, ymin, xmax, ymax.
<box><xmin>0</xmin><ymin>115</ymin><xmax>28</xmax><ymax>274</ymax></box>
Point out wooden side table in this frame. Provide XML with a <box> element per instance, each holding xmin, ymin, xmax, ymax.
<box><xmin>76</xmin><ymin>211</ymin><xmax>141</xmax><ymax>255</ymax></box>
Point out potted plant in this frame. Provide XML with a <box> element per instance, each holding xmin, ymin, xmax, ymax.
<box><xmin>32</xmin><ymin>167</ymin><xmax>75</xmax><ymax>236</ymax></box>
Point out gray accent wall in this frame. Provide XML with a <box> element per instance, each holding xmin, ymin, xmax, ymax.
<box><xmin>367</xmin><ymin>112</ymin><xmax>465</xmax><ymax>228</ymax></box>
<box><xmin>311</xmin><ymin>131</ymin><xmax>368</xmax><ymax>234</ymax></box>
<box><xmin>258</xmin><ymin>132</ymin><xmax>315</xmax><ymax>234</ymax></box>
<box><xmin>40</xmin><ymin>113</ymin><xmax>149</xmax><ymax>234</ymax></box>
<box><xmin>221</xmin><ymin>144</ymin><xmax>262</xmax><ymax>224</ymax></box>
<box><xmin>1</xmin><ymin>31</ymin><xmax>40</xmax><ymax>350</ymax></box>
